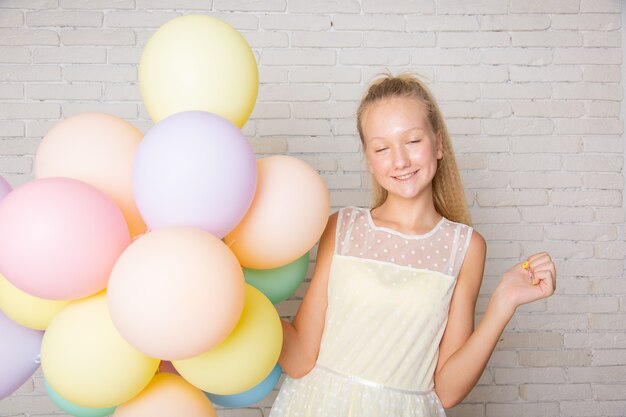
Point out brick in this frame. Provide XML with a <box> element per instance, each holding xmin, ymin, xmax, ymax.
<box><xmin>339</xmin><ymin>49</ymin><xmax>410</xmax><ymax>66</ymax></box>
<box><xmin>437</xmin><ymin>0</ymin><xmax>508</xmax><ymax>14</ymax></box>
<box><xmin>584</xmin><ymin>31</ymin><xmax>622</xmax><ymax>48</ymax></box>
<box><xmin>583</xmin><ymin>172</ymin><xmax>624</xmax><ymax>189</ymax></box>
<box><xmin>484</xmin><ymin>241</ymin><xmax>522</xmax><ymax>258</ymax></box>
<box><xmin>510</xmin><ymin>65</ymin><xmax>582</xmax><ymax>82</ymax></box>
<box><xmin>257</xmin><ymin>119</ymin><xmax>331</xmax><ymax>137</ymax></box>
<box><xmin>406</xmin><ymin>15</ymin><xmax>478</xmax><ymax>31</ymax></box>
<box><xmin>291</xmin><ymin>31</ymin><xmax>362</xmax><ymax>48</ymax></box>
<box><xmin>565</xmin><ymin>332</ymin><xmax>626</xmax><ymax>349</ymax></box>
<box><xmin>292</xmin><ymin>102</ymin><xmax>356</xmax><ymax>119</ymax></box>
<box><xmin>442</xmin><ymin>101</ymin><xmax>511</xmax><ymax>118</ymax></box>
<box><xmin>478</xmin><ymin>223</ymin><xmax>544</xmax><ymax>240</ymax></box>
<box><xmin>437</xmin><ymin>65</ymin><xmax>508</xmax><ymax>82</ymax></box>
<box><xmin>287</xmin><ymin>0</ymin><xmax>360</xmax><ymax>13</ymax></box>
<box><xmin>583</xmin><ymin>136</ymin><xmax>623</xmax><ymax>153</ymax></box>
<box><xmin>561</xmin><ymin>259</ymin><xmax>623</xmax><ymax>277</ymax></box>
<box><xmin>554</xmin><ymin>118</ymin><xmax>623</xmax><ymax>135</ymax></box>
<box><xmin>514</xmin><ymin>313</ymin><xmax>588</xmax><ymax>331</ymax></box>
<box><xmin>447</xmin><ymin>404</ymin><xmax>485</xmax><ymax>416</ymax></box>
<box><xmin>337</xmin><ymin>155</ymin><xmax>367</xmax><ymax>171</ymax></box>
<box><xmin>462</xmin><ymin>171</ymin><xmax>509</xmax><ymax>189</ymax></box>
<box><xmin>471</xmin><ymin>208</ymin><xmax>521</xmax><ymax>224</ymax></box>
<box><xmin>259</xmin><ymin>84</ymin><xmax>330</xmax><ymax>102</ymax></box>
<box><xmin>289</xmin><ymin>67</ymin><xmax>361</xmax><ymax>83</ymax></box>
<box><xmin>510</xmin><ymin>172</ymin><xmax>582</xmax><ymax>189</ymax></box>
<box><xmin>262</xmin><ymin>48</ymin><xmax>336</xmax><ymax>66</ymax></box>
<box><xmin>521</xmin><ymin>207</ymin><xmax>594</xmax><ymax>223</ymax></box>
<box><xmin>60</xmin><ymin>29</ymin><xmax>135</xmax><ymax>45</ymax></box>
<box><xmin>511</xmin><ymin>136</ymin><xmax>581</xmax><ymax>153</ymax></box>
<box><xmin>581</xmin><ymin>0</ymin><xmax>622</xmax><ymax>11</ymax></box>
<box><xmin>552</xmin><ymin>13</ymin><xmax>621</xmax><ymax>30</ymax></box>
<box><xmin>0</xmin><ymin>47</ymin><xmax>30</xmax><ymax>63</ymax></box>
<box><xmin>489</xmin><ymin>154</ymin><xmax>561</xmax><ymax>171</ymax></box>
<box><xmin>25</xmin><ymin>10</ymin><xmax>102</xmax><ymax>27</ymax></box>
<box><xmin>25</xmin><ymin>83</ymin><xmax>102</xmax><ymax>100</ymax></box>
<box><xmin>0</xmin><ymin>119</ymin><xmax>25</xmax><ymax>138</ymax></box>
<box><xmin>596</xmin><ymin>384</ymin><xmax>626</xmax><ymax>400</ymax></box>
<box><xmin>258</xmin><ymin>67</ymin><xmax>288</xmax><ymax>83</ymax></box>
<box><xmin>60</xmin><ymin>0</ymin><xmax>133</xmax><ymax>8</ymax></box>
<box><xmin>0</xmin><ymin>103</ymin><xmax>60</xmax><ymax>120</ymax></box>
<box><xmin>0</xmin><ymin>10</ymin><xmax>24</xmax><ymax>27</ymax></box>
<box><xmin>512</xmin><ymin>31</ymin><xmax>582</xmax><ymax>47</ymax></box>
<box><xmin>331</xmin><ymin>117</ymin><xmax>359</xmax><ymax>135</ymax></box>
<box><xmin>135</xmin><ymin>0</ymin><xmax>212</xmax><ymax>8</ymax></box>
<box><xmin>62</xmin><ymin>65</ymin><xmax>136</xmax><ymax>82</ymax></box>
<box><xmin>32</xmin><ymin>47</ymin><xmax>106</xmax><ymax>64</ymax></box>
<box><xmin>494</xmin><ymin>367</ymin><xmax>566</xmax><ymax>384</ymax></box>
<box><xmin>0</xmin><ymin>138</ymin><xmax>39</xmax><ymax>155</ymax></box>
<box><xmin>553</xmin><ymin>48</ymin><xmax>622</xmax><ymax>65</ymax></box>
<box><xmin>430</xmin><ymin>83</ymin><xmax>481</xmax><ymax>101</ymax></box>
<box><xmin>593</xmin><ymin>349</ymin><xmax>626</xmax><ymax>366</ymax></box>
<box><xmin>330</xmin><ymin>189</ymin><xmax>370</xmax><ymax>207</ymax></box>
<box><xmin>549</xmin><ymin>295</ymin><xmax>619</xmax><ymax>313</ymax></box>
<box><xmin>107</xmin><ymin>46</ymin><xmax>142</xmax><ymax>64</ymax></box>
<box><xmin>366</xmin><ymin>32</ymin><xmax>435</xmax><ymax>48</ymax></box>
<box><xmin>480</xmin><ymin>14</ymin><xmax>550</xmax><ymax>31</ymax></box>
<box><xmin>594</xmin><ymin>208</ymin><xmax>625</xmax><ymax>223</ymax></box>
<box><xmin>512</xmin><ymin>100</ymin><xmax>584</xmax><ymax>118</ymax></box>
<box><xmin>499</xmin><ymin>332</ymin><xmax>563</xmax><ymax>349</ymax></box>
<box><xmin>560</xmin><ymin>400</ymin><xmax>626</xmax><ymax>416</ymax></box>
<box><xmin>0</xmin><ymin>29</ymin><xmax>59</xmax><ymax>46</ymax></box>
<box><xmin>105</xmin><ymin>11</ymin><xmax>180</xmax><ymax>28</ymax></box>
<box><xmin>214</xmin><ymin>0</ymin><xmax>285</xmax><ymax>11</ymax></box>
<box><xmin>569</xmin><ymin>365</ymin><xmax>626</xmax><ymax>383</ymax></box>
<box><xmin>249</xmin><ymin>137</ymin><xmax>287</xmax><ymax>154</ymax></box>
<box><xmin>438</xmin><ymin>32</ymin><xmax>510</xmax><ymax>48</ymax></box>
<box><xmin>62</xmin><ymin>102</ymin><xmax>137</xmax><ymax>118</ymax></box>
<box><xmin>361</xmin><ymin>0</ymin><xmax>434</xmax><ymax>13</ymax></box>
<box><xmin>510</xmin><ymin>0</ymin><xmax>580</xmax><ymax>13</ymax></box>
<box><xmin>464</xmin><ymin>385</ymin><xmax>519</xmax><ymax>403</ymax></box>
<box><xmin>412</xmin><ymin>48</ymin><xmax>480</xmax><ymax>65</ymax></box>
<box><xmin>446</xmin><ymin>118</ymin><xmax>481</xmax><ymax>135</ymax></box>
<box><xmin>1</xmin><ymin>0</ymin><xmax>57</xmax><ymax>7</ymax></box>
<box><xmin>456</xmin><ymin>154</ymin><xmax>487</xmax><ymax>170</ymax></box>
<box><xmin>520</xmin><ymin>383</ymin><xmax>593</xmax><ymax>400</ymax></box>
<box><xmin>260</xmin><ymin>14</ymin><xmax>331</xmax><ymax>31</ymax></box>
<box><xmin>553</xmin><ymin>82</ymin><xmax>622</xmax><ymax>100</ymax></box>
<box><xmin>332</xmin><ymin>14</ymin><xmax>405</xmax><ymax>31</ymax></box>
<box><xmin>585</xmin><ymin>100</ymin><xmax>621</xmax><ymax>117</ymax></box>
<box><xmin>583</xmin><ymin>64</ymin><xmax>621</xmax><ymax>83</ymax></box>
<box><xmin>482</xmin><ymin>48</ymin><xmax>551</xmax><ymax>65</ymax></box>
<box><xmin>595</xmin><ymin>242</ymin><xmax>626</xmax><ymax>259</ymax></box>
<box><xmin>452</xmin><ymin>136</ymin><xmax>509</xmax><ymax>153</ymax></box>
<box><xmin>322</xmin><ymin>173</ymin><xmax>362</xmax><ymax>189</ymax></box>
<box><xmin>249</xmin><ymin>103</ymin><xmax>290</xmax><ymax>119</ymax></box>
<box><xmin>241</xmin><ymin>30</ymin><xmax>288</xmax><ymax>48</ymax></box>
<box><xmin>0</xmin><ymin>155</ymin><xmax>32</xmax><ymax>173</ymax></box>
<box><xmin>0</xmin><ymin>83</ymin><xmax>23</xmax><ymax>99</ymax></box>
<box><xmin>103</xmin><ymin>85</ymin><xmax>142</xmax><ymax>101</ymax></box>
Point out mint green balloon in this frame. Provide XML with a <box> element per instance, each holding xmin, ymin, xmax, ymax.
<box><xmin>44</xmin><ymin>379</ymin><xmax>116</xmax><ymax>417</ymax></box>
<box><xmin>243</xmin><ymin>252</ymin><xmax>310</xmax><ymax>304</ymax></box>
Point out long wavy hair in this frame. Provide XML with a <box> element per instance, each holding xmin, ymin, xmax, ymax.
<box><xmin>356</xmin><ymin>73</ymin><xmax>472</xmax><ymax>226</ymax></box>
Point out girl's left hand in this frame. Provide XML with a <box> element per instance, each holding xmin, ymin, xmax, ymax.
<box><xmin>497</xmin><ymin>252</ymin><xmax>556</xmax><ymax>309</ymax></box>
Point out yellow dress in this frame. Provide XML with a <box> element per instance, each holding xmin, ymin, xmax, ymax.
<box><xmin>270</xmin><ymin>206</ymin><xmax>473</xmax><ymax>417</ymax></box>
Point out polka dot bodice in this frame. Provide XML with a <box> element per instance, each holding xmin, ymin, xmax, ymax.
<box><xmin>317</xmin><ymin>206</ymin><xmax>473</xmax><ymax>392</ymax></box>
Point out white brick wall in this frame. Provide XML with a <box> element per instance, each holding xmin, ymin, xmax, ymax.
<box><xmin>0</xmin><ymin>1</ymin><xmax>624</xmax><ymax>417</ymax></box>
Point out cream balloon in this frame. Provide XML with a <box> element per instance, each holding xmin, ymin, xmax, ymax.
<box><xmin>0</xmin><ymin>274</ymin><xmax>69</xmax><ymax>330</ymax></box>
<box><xmin>225</xmin><ymin>155</ymin><xmax>330</xmax><ymax>269</ymax></box>
<box><xmin>139</xmin><ymin>14</ymin><xmax>258</xmax><ymax>128</ymax></box>
<box><xmin>113</xmin><ymin>373</ymin><xmax>217</xmax><ymax>417</ymax></box>
<box><xmin>41</xmin><ymin>293</ymin><xmax>159</xmax><ymax>408</ymax></box>
<box><xmin>107</xmin><ymin>227</ymin><xmax>245</xmax><ymax>360</ymax></box>
<box><xmin>35</xmin><ymin>113</ymin><xmax>146</xmax><ymax>237</ymax></box>
<box><xmin>173</xmin><ymin>285</ymin><xmax>282</xmax><ymax>395</ymax></box>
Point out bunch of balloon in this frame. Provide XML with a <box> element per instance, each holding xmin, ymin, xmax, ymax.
<box><xmin>0</xmin><ymin>13</ymin><xmax>330</xmax><ymax>416</ymax></box>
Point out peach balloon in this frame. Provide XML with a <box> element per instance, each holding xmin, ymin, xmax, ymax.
<box><xmin>225</xmin><ymin>155</ymin><xmax>330</xmax><ymax>269</ymax></box>
<box><xmin>107</xmin><ymin>227</ymin><xmax>245</xmax><ymax>360</ymax></box>
<box><xmin>113</xmin><ymin>373</ymin><xmax>217</xmax><ymax>417</ymax></box>
<box><xmin>41</xmin><ymin>293</ymin><xmax>159</xmax><ymax>408</ymax></box>
<box><xmin>35</xmin><ymin>112</ymin><xmax>146</xmax><ymax>237</ymax></box>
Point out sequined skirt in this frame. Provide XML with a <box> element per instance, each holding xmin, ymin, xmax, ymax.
<box><xmin>269</xmin><ymin>364</ymin><xmax>447</xmax><ymax>417</ymax></box>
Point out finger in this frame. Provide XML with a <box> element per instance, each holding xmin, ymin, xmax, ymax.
<box><xmin>533</xmin><ymin>270</ymin><xmax>556</xmax><ymax>288</ymax></box>
<box><xmin>527</xmin><ymin>252</ymin><xmax>551</xmax><ymax>265</ymax></box>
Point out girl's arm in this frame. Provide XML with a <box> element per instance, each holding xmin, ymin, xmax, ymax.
<box><xmin>278</xmin><ymin>212</ymin><xmax>337</xmax><ymax>378</ymax></box>
<box><xmin>433</xmin><ymin>232</ymin><xmax>556</xmax><ymax>408</ymax></box>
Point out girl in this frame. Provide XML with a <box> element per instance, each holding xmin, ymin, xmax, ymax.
<box><xmin>270</xmin><ymin>74</ymin><xmax>556</xmax><ymax>416</ymax></box>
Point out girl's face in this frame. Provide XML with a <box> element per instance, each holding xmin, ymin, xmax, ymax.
<box><xmin>362</xmin><ymin>96</ymin><xmax>443</xmax><ymax>201</ymax></box>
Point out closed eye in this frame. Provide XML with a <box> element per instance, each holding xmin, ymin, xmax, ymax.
<box><xmin>375</xmin><ymin>147</ymin><xmax>388</xmax><ymax>153</ymax></box>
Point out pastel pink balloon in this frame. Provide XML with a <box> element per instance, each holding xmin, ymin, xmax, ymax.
<box><xmin>0</xmin><ymin>175</ymin><xmax>11</xmax><ymax>201</ymax></box>
<box><xmin>0</xmin><ymin>178</ymin><xmax>131</xmax><ymax>300</ymax></box>
<box><xmin>35</xmin><ymin>113</ymin><xmax>146</xmax><ymax>238</ymax></box>
<box><xmin>225</xmin><ymin>156</ymin><xmax>330</xmax><ymax>269</ymax></box>
<box><xmin>107</xmin><ymin>227</ymin><xmax>245</xmax><ymax>360</ymax></box>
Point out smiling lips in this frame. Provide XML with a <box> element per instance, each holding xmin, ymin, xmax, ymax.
<box><xmin>393</xmin><ymin>170</ymin><xmax>418</xmax><ymax>180</ymax></box>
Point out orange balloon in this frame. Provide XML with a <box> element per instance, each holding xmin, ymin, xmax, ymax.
<box><xmin>107</xmin><ymin>227</ymin><xmax>245</xmax><ymax>360</ymax></box>
<box><xmin>225</xmin><ymin>155</ymin><xmax>329</xmax><ymax>269</ymax></box>
<box><xmin>35</xmin><ymin>113</ymin><xmax>146</xmax><ymax>237</ymax></box>
<box><xmin>113</xmin><ymin>373</ymin><xmax>217</xmax><ymax>417</ymax></box>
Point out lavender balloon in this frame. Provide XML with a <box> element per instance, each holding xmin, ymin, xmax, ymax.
<box><xmin>133</xmin><ymin>111</ymin><xmax>257</xmax><ymax>237</ymax></box>
<box><xmin>0</xmin><ymin>175</ymin><xmax>11</xmax><ymax>201</ymax></box>
<box><xmin>0</xmin><ymin>310</ymin><xmax>44</xmax><ymax>399</ymax></box>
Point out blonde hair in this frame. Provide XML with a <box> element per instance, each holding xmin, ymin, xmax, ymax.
<box><xmin>357</xmin><ymin>73</ymin><xmax>472</xmax><ymax>226</ymax></box>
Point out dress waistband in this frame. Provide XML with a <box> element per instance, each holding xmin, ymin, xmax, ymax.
<box><xmin>314</xmin><ymin>363</ymin><xmax>432</xmax><ymax>396</ymax></box>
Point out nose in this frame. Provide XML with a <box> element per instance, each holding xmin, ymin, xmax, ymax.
<box><xmin>392</xmin><ymin>146</ymin><xmax>410</xmax><ymax>169</ymax></box>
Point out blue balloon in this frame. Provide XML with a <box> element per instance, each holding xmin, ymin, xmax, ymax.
<box><xmin>205</xmin><ymin>364</ymin><xmax>282</xmax><ymax>408</ymax></box>
<box><xmin>44</xmin><ymin>379</ymin><xmax>116</xmax><ymax>417</ymax></box>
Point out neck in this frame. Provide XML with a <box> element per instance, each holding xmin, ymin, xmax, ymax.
<box><xmin>372</xmin><ymin>187</ymin><xmax>442</xmax><ymax>234</ymax></box>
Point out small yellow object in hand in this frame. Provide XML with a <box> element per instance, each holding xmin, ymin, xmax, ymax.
<box><xmin>521</xmin><ymin>260</ymin><xmax>537</xmax><ymax>285</ymax></box>
<box><xmin>521</xmin><ymin>261</ymin><xmax>529</xmax><ymax>269</ymax></box>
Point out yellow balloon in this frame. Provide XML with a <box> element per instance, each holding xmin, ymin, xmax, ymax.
<box><xmin>113</xmin><ymin>373</ymin><xmax>217</xmax><ymax>417</ymax></box>
<box><xmin>173</xmin><ymin>285</ymin><xmax>282</xmax><ymax>395</ymax></box>
<box><xmin>41</xmin><ymin>292</ymin><xmax>159</xmax><ymax>408</ymax></box>
<box><xmin>0</xmin><ymin>274</ymin><xmax>69</xmax><ymax>330</ymax></box>
<box><xmin>139</xmin><ymin>14</ymin><xmax>258</xmax><ymax>128</ymax></box>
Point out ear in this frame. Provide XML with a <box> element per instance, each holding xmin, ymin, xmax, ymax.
<box><xmin>436</xmin><ymin>131</ymin><xmax>443</xmax><ymax>160</ymax></box>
